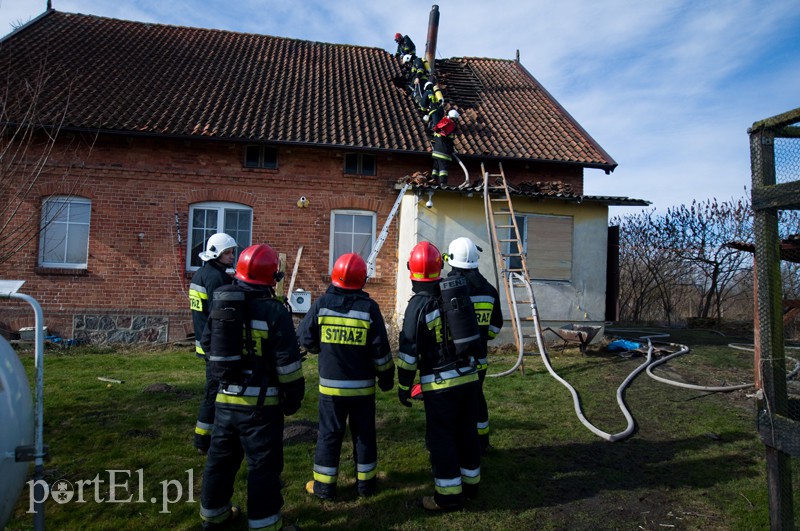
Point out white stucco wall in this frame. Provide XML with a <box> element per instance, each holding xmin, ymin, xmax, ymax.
<box><xmin>393</xmin><ymin>189</ymin><xmax>610</xmax><ymax>345</ymax></box>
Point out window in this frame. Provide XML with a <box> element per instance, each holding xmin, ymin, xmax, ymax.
<box><xmin>344</xmin><ymin>153</ymin><xmax>376</xmax><ymax>176</ymax></box>
<box><xmin>188</xmin><ymin>202</ymin><xmax>252</xmax><ymax>270</ymax></box>
<box><xmin>330</xmin><ymin>210</ymin><xmax>376</xmax><ymax>275</ymax></box>
<box><xmin>38</xmin><ymin>196</ymin><xmax>91</xmax><ymax>268</ymax></box>
<box><xmin>507</xmin><ymin>214</ymin><xmax>573</xmax><ymax>281</ymax></box>
<box><xmin>244</xmin><ymin>145</ymin><xmax>278</xmax><ymax>169</ymax></box>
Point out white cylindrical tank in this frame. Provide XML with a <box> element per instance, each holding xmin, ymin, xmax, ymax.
<box><xmin>0</xmin><ymin>336</ymin><xmax>33</xmax><ymax>527</ymax></box>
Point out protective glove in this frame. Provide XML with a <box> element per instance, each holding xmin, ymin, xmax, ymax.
<box><xmin>378</xmin><ymin>374</ymin><xmax>394</xmax><ymax>392</ymax></box>
<box><xmin>423</xmin><ymin>114</ymin><xmax>429</xmax><ymax>123</ymax></box>
<box><xmin>398</xmin><ymin>387</ymin><xmax>412</xmax><ymax>407</ymax></box>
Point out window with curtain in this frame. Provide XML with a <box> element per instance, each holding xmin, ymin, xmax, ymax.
<box><xmin>188</xmin><ymin>202</ymin><xmax>252</xmax><ymax>270</ymax></box>
<box><xmin>330</xmin><ymin>210</ymin><xmax>376</xmax><ymax>275</ymax></box>
<box><xmin>38</xmin><ymin>196</ymin><xmax>91</xmax><ymax>268</ymax></box>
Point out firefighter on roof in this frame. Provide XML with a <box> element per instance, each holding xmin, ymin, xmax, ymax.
<box><xmin>431</xmin><ymin>109</ymin><xmax>460</xmax><ymax>185</ymax></box>
<box><xmin>199</xmin><ymin>244</ymin><xmax>305</xmax><ymax>531</ymax></box>
<box><xmin>446</xmin><ymin>237</ymin><xmax>504</xmax><ymax>453</ymax></box>
<box><xmin>396</xmin><ymin>241</ymin><xmax>481</xmax><ymax>511</ymax></box>
<box><xmin>189</xmin><ymin>232</ymin><xmax>237</xmax><ymax>455</ymax></box>
<box><xmin>394</xmin><ymin>32</ymin><xmax>416</xmax><ymax>58</ymax></box>
<box><xmin>298</xmin><ymin>253</ymin><xmax>394</xmax><ymax>500</ymax></box>
<box><xmin>421</xmin><ymin>81</ymin><xmax>445</xmax><ymax>131</ymax></box>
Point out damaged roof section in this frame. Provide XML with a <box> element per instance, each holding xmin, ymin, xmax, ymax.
<box><xmin>436</xmin><ymin>58</ymin><xmax>617</xmax><ymax>172</ymax></box>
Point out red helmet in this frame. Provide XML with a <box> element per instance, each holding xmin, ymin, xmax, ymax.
<box><xmin>331</xmin><ymin>253</ymin><xmax>367</xmax><ymax>290</ymax></box>
<box><xmin>394</xmin><ymin>32</ymin><xmax>402</xmax><ymax>41</ymax></box>
<box><xmin>408</xmin><ymin>241</ymin><xmax>442</xmax><ymax>282</ymax></box>
<box><xmin>234</xmin><ymin>244</ymin><xmax>281</xmax><ymax>286</ymax></box>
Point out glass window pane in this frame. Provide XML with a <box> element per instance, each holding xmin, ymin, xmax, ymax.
<box><xmin>263</xmin><ymin>147</ymin><xmax>278</xmax><ymax>169</ymax></box>
<box><xmin>334</xmin><ymin>213</ymin><xmax>354</xmax><ymax>235</ymax></box>
<box><xmin>42</xmin><ymin>223</ymin><xmax>67</xmax><ymax>263</ymax></box>
<box><xmin>344</xmin><ymin>154</ymin><xmax>358</xmax><ymax>174</ymax></box>
<box><xmin>361</xmin><ymin>155</ymin><xmax>376</xmax><ymax>175</ymax></box>
<box><xmin>333</xmin><ymin>238</ymin><xmax>350</xmax><ymax>260</ymax></box>
<box><xmin>352</xmin><ymin>234</ymin><xmax>371</xmax><ymax>257</ymax></box>
<box><xmin>69</xmin><ymin>201</ymin><xmax>91</xmax><ymax>223</ymax></box>
<box><xmin>46</xmin><ymin>200</ymin><xmax>69</xmax><ymax>224</ymax></box>
<box><xmin>352</xmin><ymin>214</ymin><xmax>371</xmax><ymax>234</ymax></box>
<box><xmin>66</xmin><ymin>224</ymin><xmax>89</xmax><ymax>263</ymax></box>
<box><xmin>245</xmin><ymin>146</ymin><xmax>260</xmax><ymax>167</ymax></box>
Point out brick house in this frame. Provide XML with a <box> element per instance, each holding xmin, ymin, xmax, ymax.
<box><xmin>0</xmin><ymin>10</ymin><xmax>646</xmax><ymax>344</ymax></box>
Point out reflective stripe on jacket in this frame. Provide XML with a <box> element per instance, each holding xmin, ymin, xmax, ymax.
<box><xmin>297</xmin><ymin>285</ymin><xmax>393</xmax><ymax>399</ymax></box>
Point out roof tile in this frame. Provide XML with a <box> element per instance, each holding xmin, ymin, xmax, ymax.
<box><xmin>0</xmin><ymin>11</ymin><xmax>614</xmax><ymax>170</ymax></box>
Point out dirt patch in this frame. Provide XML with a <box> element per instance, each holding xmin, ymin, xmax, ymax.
<box><xmin>284</xmin><ymin>419</ymin><xmax>317</xmax><ymax>444</ymax></box>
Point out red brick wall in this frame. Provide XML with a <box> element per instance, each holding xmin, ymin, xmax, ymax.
<box><xmin>0</xmin><ymin>133</ymin><xmax>583</xmax><ymax>342</ymax></box>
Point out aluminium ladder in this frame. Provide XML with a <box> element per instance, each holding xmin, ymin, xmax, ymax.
<box><xmin>366</xmin><ymin>182</ymin><xmax>410</xmax><ymax>271</ymax></box>
<box><xmin>483</xmin><ymin>162</ymin><xmax>543</xmax><ymax>376</ymax></box>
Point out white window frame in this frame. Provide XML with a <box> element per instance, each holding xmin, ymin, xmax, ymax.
<box><xmin>187</xmin><ymin>201</ymin><xmax>253</xmax><ymax>271</ymax></box>
<box><xmin>329</xmin><ymin>209</ymin><xmax>377</xmax><ymax>276</ymax></box>
<box><xmin>38</xmin><ymin>196</ymin><xmax>91</xmax><ymax>269</ymax></box>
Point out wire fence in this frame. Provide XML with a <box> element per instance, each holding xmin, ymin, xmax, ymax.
<box><xmin>750</xmin><ymin>106</ymin><xmax>800</xmax><ymax>530</ymax></box>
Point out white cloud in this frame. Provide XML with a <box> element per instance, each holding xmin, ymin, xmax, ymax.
<box><xmin>1</xmin><ymin>0</ymin><xmax>798</xmax><ymax>214</ymax></box>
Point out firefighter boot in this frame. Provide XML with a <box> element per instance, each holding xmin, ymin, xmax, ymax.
<box><xmin>420</xmin><ymin>496</ymin><xmax>461</xmax><ymax>512</ymax></box>
<box><xmin>201</xmin><ymin>505</ymin><xmax>239</xmax><ymax>529</ymax></box>
<box><xmin>305</xmin><ymin>480</ymin><xmax>335</xmax><ymax>501</ymax></box>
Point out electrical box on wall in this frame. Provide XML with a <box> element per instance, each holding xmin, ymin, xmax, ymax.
<box><xmin>289</xmin><ymin>290</ymin><xmax>311</xmax><ymax>313</ymax></box>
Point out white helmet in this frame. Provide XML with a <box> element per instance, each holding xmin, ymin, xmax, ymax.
<box><xmin>424</xmin><ymin>81</ymin><xmax>433</xmax><ymax>90</ymax></box>
<box><xmin>448</xmin><ymin>237</ymin><xmax>480</xmax><ymax>269</ymax></box>
<box><xmin>199</xmin><ymin>233</ymin><xmax>237</xmax><ymax>261</ymax></box>
<box><xmin>447</xmin><ymin>109</ymin><xmax>460</xmax><ymax>120</ymax></box>
<box><xmin>402</xmin><ymin>54</ymin><xmax>413</xmax><ymax>65</ymax></box>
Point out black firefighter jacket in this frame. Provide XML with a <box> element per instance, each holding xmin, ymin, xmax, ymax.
<box><xmin>297</xmin><ymin>285</ymin><xmax>394</xmax><ymax>398</ymax></box>
<box><xmin>201</xmin><ymin>283</ymin><xmax>305</xmax><ymax>414</ymax></box>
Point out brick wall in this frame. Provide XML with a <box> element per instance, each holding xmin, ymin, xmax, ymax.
<box><xmin>0</xmin><ymin>133</ymin><xmax>583</xmax><ymax>343</ymax></box>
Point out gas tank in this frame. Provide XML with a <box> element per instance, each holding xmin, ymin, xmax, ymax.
<box><xmin>0</xmin><ymin>336</ymin><xmax>33</xmax><ymax>527</ymax></box>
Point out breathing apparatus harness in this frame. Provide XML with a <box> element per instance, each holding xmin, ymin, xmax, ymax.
<box><xmin>209</xmin><ymin>283</ymin><xmax>281</xmax><ymax>407</ymax></box>
<box><xmin>415</xmin><ymin>273</ymin><xmax>482</xmax><ymax>383</ymax></box>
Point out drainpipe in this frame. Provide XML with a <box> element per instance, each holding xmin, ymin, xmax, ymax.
<box><xmin>425</xmin><ymin>4</ymin><xmax>440</xmax><ymax>79</ymax></box>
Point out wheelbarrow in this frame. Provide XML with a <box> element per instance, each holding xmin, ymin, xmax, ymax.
<box><xmin>544</xmin><ymin>323</ymin><xmax>603</xmax><ymax>354</ymax></box>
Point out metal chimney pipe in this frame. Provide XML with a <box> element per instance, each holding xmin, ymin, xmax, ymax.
<box><xmin>425</xmin><ymin>5</ymin><xmax>440</xmax><ymax>78</ymax></box>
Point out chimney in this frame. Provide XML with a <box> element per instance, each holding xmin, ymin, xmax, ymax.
<box><xmin>425</xmin><ymin>5</ymin><xmax>440</xmax><ymax>78</ymax></box>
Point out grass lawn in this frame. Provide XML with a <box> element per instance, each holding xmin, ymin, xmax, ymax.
<box><xmin>5</xmin><ymin>328</ymin><xmax>793</xmax><ymax>530</ymax></box>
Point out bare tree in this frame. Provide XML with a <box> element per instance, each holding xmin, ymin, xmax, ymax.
<box><xmin>613</xmin><ymin>197</ymin><xmax>756</xmax><ymax>324</ymax></box>
<box><xmin>612</xmin><ymin>209</ymin><xmax>689</xmax><ymax>324</ymax></box>
<box><xmin>0</xmin><ymin>62</ymin><xmax>91</xmax><ymax>264</ymax></box>
<box><xmin>655</xmin><ymin>198</ymin><xmax>753</xmax><ymax>320</ymax></box>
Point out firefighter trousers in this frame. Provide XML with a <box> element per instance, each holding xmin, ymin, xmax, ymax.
<box><xmin>311</xmin><ymin>395</ymin><xmax>377</xmax><ymax>498</ymax></box>
<box><xmin>194</xmin><ymin>359</ymin><xmax>219</xmax><ymax>451</ymax></box>
<box><xmin>424</xmin><ymin>381</ymin><xmax>481</xmax><ymax>509</ymax></box>
<box><xmin>201</xmin><ymin>406</ymin><xmax>285</xmax><ymax>530</ymax></box>
<box><xmin>477</xmin><ymin>369</ymin><xmax>490</xmax><ymax>452</ymax></box>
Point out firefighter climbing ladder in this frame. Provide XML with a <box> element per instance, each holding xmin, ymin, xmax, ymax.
<box><xmin>482</xmin><ymin>161</ymin><xmax>543</xmax><ymax>377</ymax></box>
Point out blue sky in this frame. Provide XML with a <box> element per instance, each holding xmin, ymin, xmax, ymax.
<box><xmin>1</xmin><ymin>0</ymin><xmax>799</xmax><ymax>214</ymax></box>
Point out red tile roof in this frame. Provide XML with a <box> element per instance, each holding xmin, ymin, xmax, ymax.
<box><xmin>0</xmin><ymin>11</ymin><xmax>615</xmax><ymax>170</ymax></box>
<box><xmin>436</xmin><ymin>58</ymin><xmax>615</xmax><ymax>169</ymax></box>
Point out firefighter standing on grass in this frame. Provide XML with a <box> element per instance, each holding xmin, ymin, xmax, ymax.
<box><xmin>189</xmin><ymin>232</ymin><xmax>237</xmax><ymax>455</ymax></box>
<box><xmin>446</xmin><ymin>237</ymin><xmax>504</xmax><ymax>453</ymax></box>
<box><xmin>396</xmin><ymin>241</ymin><xmax>481</xmax><ymax>511</ymax></box>
<box><xmin>199</xmin><ymin>244</ymin><xmax>305</xmax><ymax>531</ymax></box>
<box><xmin>298</xmin><ymin>253</ymin><xmax>394</xmax><ymax>500</ymax></box>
